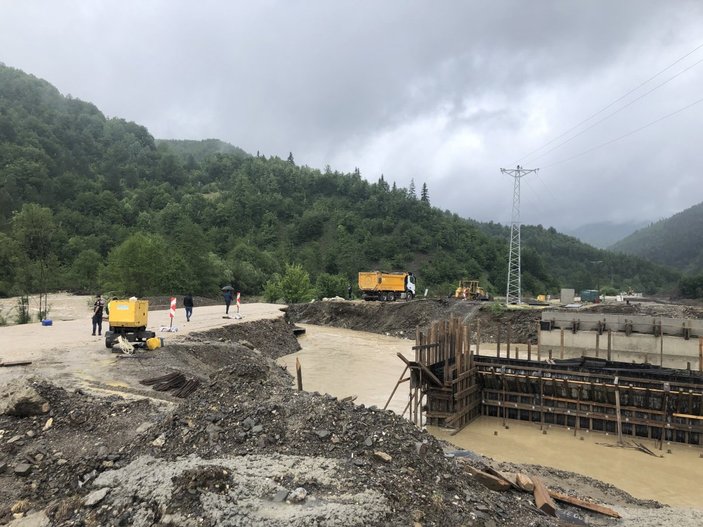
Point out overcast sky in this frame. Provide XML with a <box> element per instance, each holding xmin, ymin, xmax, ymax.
<box><xmin>2</xmin><ymin>1</ymin><xmax>702</xmax><ymax>231</ymax></box>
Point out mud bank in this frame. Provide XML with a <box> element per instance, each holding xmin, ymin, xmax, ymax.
<box><xmin>285</xmin><ymin>299</ymin><xmax>541</xmax><ymax>343</ymax></box>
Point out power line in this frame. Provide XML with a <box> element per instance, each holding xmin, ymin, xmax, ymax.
<box><xmin>525</xmin><ymin>54</ymin><xmax>703</xmax><ymax>164</ymax></box>
<box><xmin>515</xmin><ymin>42</ymin><xmax>703</xmax><ymax>165</ymax></box>
<box><xmin>542</xmin><ymin>95</ymin><xmax>703</xmax><ymax>168</ymax></box>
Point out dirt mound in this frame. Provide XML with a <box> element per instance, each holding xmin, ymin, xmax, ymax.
<box><xmin>186</xmin><ymin>317</ymin><xmax>301</xmax><ymax>360</ymax></box>
<box><xmin>285</xmin><ymin>299</ymin><xmax>481</xmax><ymax>338</ymax></box>
<box><xmin>285</xmin><ymin>300</ymin><xmax>542</xmax><ymax>344</ymax></box>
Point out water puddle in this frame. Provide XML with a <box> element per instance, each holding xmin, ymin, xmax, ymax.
<box><xmin>279</xmin><ymin>324</ymin><xmax>703</xmax><ymax>508</ymax></box>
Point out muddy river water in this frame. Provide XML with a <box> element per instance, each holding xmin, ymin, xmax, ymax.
<box><xmin>279</xmin><ymin>324</ymin><xmax>703</xmax><ymax>508</ymax></box>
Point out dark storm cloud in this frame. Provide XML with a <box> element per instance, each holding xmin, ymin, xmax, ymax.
<box><xmin>1</xmin><ymin>0</ymin><xmax>703</xmax><ymax>229</ymax></box>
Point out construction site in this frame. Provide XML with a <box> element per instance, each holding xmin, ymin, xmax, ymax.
<box><xmin>1</xmin><ymin>293</ymin><xmax>702</xmax><ymax>526</ymax></box>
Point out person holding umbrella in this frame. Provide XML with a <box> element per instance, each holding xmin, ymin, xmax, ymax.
<box><xmin>222</xmin><ymin>285</ymin><xmax>234</xmax><ymax>315</ymax></box>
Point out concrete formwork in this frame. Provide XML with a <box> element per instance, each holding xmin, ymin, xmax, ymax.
<box><xmin>410</xmin><ymin>315</ymin><xmax>703</xmax><ymax>446</ymax></box>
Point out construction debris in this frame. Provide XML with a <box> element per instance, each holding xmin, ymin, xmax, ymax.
<box><xmin>531</xmin><ymin>475</ymin><xmax>558</xmax><ymax>516</ymax></box>
<box><xmin>458</xmin><ymin>462</ymin><xmax>511</xmax><ymax>492</ymax></box>
<box><xmin>549</xmin><ymin>490</ymin><xmax>621</xmax><ymax>518</ymax></box>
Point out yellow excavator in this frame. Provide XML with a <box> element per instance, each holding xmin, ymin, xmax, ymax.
<box><xmin>454</xmin><ymin>279</ymin><xmax>490</xmax><ymax>301</ymax></box>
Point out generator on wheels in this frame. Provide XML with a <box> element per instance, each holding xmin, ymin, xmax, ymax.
<box><xmin>104</xmin><ymin>298</ymin><xmax>156</xmax><ymax>349</ymax></box>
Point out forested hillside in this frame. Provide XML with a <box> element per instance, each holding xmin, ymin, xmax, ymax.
<box><xmin>155</xmin><ymin>138</ymin><xmax>248</xmax><ymax>165</ymax></box>
<box><xmin>610</xmin><ymin>202</ymin><xmax>703</xmax><ymax>272</ymax></box>
<box><xmin>0</xmin><ymin>64</ymin><xmax>681</xmax><ymax>301</ymax></box>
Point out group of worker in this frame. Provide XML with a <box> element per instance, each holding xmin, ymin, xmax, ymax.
<box><xmin>91</xmin><ymin>289</ymin><xmax>237</xmax><ymax>335</ymax></box>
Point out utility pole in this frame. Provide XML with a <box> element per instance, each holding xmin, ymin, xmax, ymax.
<box><xmin>501</xmin><ymin>165</ymin><xmax>538</xmax><ymax>305</ymax></box>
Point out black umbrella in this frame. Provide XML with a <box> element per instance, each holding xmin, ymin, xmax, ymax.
<box><xmin>221</xmin><ymin>285</ymin><xmax>235</xmax><ymax>291</ymax></box>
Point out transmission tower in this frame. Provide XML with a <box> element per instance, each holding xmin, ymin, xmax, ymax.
<box><xmin>500</xmin><ymin>165</ymin><xmax>539</xmax><ymax>305</ymax></box>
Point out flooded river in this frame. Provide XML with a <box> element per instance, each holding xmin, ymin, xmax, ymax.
<box><xmin>279</xmin><ymin>324</ymin><xmax>703</xmax><ymax>508</ymax></box>
<box><xmin>278</xmin><ymin>324</ymin><xmax>412</xmax><ymax>414</ymax></box>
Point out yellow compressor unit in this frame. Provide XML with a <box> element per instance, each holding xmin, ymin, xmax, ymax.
<box><xmin>105</xmin><ymin>298</ymin><xmax>156</xmax><ymax>349</ymax></box>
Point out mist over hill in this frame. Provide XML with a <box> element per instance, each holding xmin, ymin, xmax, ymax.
<box><xmin>566</xmin><ymin>220</ymin><xmax>650</xmax><ymax>249</ymax></box>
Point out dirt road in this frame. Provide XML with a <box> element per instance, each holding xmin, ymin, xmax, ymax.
<box><xmin>0</xmin><ymin>294</ymin><xmax>284</xmax><ymax>392</ymax></box>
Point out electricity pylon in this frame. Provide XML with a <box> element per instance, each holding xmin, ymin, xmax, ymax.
<box><xmin>500</xmin><ymin>165</ymin><xmax>538</xmax><ymax>305</ymax></box>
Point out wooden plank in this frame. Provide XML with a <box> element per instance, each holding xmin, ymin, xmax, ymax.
<box><xmin>673</xmin><ymin>412</ymin><xmax>703</xmax><ymax>420</ymax></box>
<box><xmin>549</xmin><ymin>491</ymin><xmax>621</xmax><ymax>518</ymax></box>
<box><xmin>515</xmin><ymin>473</ymin><xmax>535</xmax><ymax>492</ymax></box>
<box><xmin>615</xmin><ymin>382</ymin><xmax>623</xmax><ymax>445</ymax></box>
<box><xmin>295</xmin><ymin>357</ymin><xmax>303</xmax><ymax>391</ymax></box>
<box><xmin>483</xmin><ymin>467</ymin><xmax>520</xmax><ymax>490</ymax></box>
<box><xmin>0</xmin><ymin>360</ymin><xmax>33</xmax><ymax>367</ymax></box>
<box><xmin>531</xmin><ymin>475</ymin><xmax>557</xmax><ymax>517</ymax></box>
<box><xmin>383</xmin><ymin>364</ymin><xmax>409</xmax><ymax>411</ymax></box>
<box><xmin>412</xmin><ymin>360</ymin><xmax>444</xmax><ymax>386</ymax></box>
<box><xmin>461</xmin><ymin>465</ymin><xmax>511</xmax><ymax>491</ymax></box>
<box><xmin>411</xmin><ymin>343</ymin><xmax>440</xmax><ymax>351</ymax></box>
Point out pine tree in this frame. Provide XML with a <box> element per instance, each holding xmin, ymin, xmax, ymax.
<box><xmin>408</xmin><ymin>179</ymin><xmax>416</xmax><ymax>199</ymax></box>
<box><xmin>378</xmin><ymin>174</ymin><xmax>389</xmax><ymax>191</ymax></box>
<box><xmin>287</xmin><ymin>152</ymin><xmax>295</xmax><ymax>164</ymax></box>
<box><xmin>420</xmin><ymin>182</ymin><xmax>430</xmax><ymax>204</ymax></box>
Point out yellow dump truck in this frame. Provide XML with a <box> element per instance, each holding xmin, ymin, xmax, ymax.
<box><xmin>104</xmin><ymin>298</ymin><xmax>156</xmax><ymax>349</ymax></box>
<box><xmin>358</xmin><ymin>271</ymin><xmax>416</xmax><ymax>301</ymax></box>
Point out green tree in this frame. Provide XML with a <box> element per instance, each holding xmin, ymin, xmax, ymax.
<box><xmin>315</xmin><ymin>273</ymin><xmax>349</xmax><ymax>299</ymax></box>
<box><xmin>263</xmin><ymin>263</ymin><xmax>315</xmax><ymax>303</ymax></box>
<box><xmin>11</xmin><ymin>204</ymin><xmax>57</xmax><ymax>317</ymax></box>
<box><xmin>67</xmin><ymin>249</ymin><xmax>104</xmax><ymax>293</ymax></box>
<box><xmin>0</xmin><ymin>233</ymin><xmax>20</xmax><ymax>296</ymax></box>
<box><xmin>420</xmin><ymin>182</ymin><xmax>429</xmax><ymax>203</ymax></box>
<box><xmin>101</xmin><ymin>232</ymin><xmax>190</xmax><ymax>296</ymax></box>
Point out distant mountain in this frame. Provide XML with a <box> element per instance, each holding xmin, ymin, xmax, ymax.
<box><xmin>609</xmin><ymin>202</ymin><xmax>703</xmax><ymax>272</ymax></box>
<box><xmin>567</xmin><ymin>221</ymin><xmax>650</xmax><ymax>249</ymax></box>
<box><xmin>156</xmin><ymin>138</ymin><xmax>249</xmax><ymax>164</ymax></box>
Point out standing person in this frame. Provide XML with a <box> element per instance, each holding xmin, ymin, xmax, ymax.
<box><xmin>92</xmin><ymin>294</ymin><xmax>105</xmax><ymax>336</ymax></box>
<box><xmin>183</xmin><ymin>293</ymin><xmax>194</xmax><ymax>322</ymax></box>
<box><xmin>223</xmin><ymin>288</ymin><xmax>233</xmax><ymax>315</ymax></box>
<box><xmin>347</xmin><ymin>283</ymin><xmax>353</xmax><ymax>300</ymax></box>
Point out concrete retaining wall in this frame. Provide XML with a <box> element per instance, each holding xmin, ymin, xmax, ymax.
<box><xmin>539</xmin><ymin>328</ymin><xmax>703</xmax><ymax>370</ymax></box>
<box><xmin>541</xmin><ymin>311</ymin><xmax>703</xmax><ymax>338</ymax></box>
